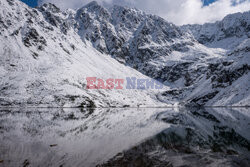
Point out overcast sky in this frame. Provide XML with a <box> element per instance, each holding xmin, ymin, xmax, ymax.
<box><xmin>38</xmin><ymin>0</ymin><xmax>250</xmax><ymax>25</ymax></box>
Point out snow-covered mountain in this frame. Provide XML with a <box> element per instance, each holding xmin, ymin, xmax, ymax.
<box><xmin>0</xmin><ymin>0</ymin><xmax>249</xmax><ymax>107</ymax></box>
<box><xmin>0</xmin><ymin>0</ymin><xmax>164</xmax><ymax>108</ymax></box>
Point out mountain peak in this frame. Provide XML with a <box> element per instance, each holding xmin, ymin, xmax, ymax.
<box><xmin>76</xmin><ymin>0</ymin><xmax>110</xmax><ymax>22</ymax></box>
<box><xmin>83</xmin><ymin>1</ymin><xmax>100</xmax><ymax>9</ymax></box>
<box><xmin>111</xmin><ymin>4</ymin><xmax>144</xmax><ymax>15</ymax></box>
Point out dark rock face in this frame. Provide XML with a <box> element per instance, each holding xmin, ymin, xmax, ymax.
<box><xmin>156</xmin><ymin>62</ymin><xmax>193</xmax><ymax>83</ymax></box>
<box><xmin>189</xmin><ymin>91</ymin><xmax>220</xmax><ymax>106</ymax></box>
<box><xmin>23</xmin><ymin>28</ymin><xmax>47</xmax><ymax>50</ymax></box>
<box><xmin>208</xmin><ymin>63</ymin><xmax>250</xmax><ymax>89</ymax></box>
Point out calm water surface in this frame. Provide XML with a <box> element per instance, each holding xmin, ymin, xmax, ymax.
<box><xmin>0</xmin><ymin>107</ymin><xmax>249</xmax><ymax>167</ymax></box>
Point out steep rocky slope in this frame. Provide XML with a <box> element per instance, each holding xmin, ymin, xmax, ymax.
<box><xmin>0</xmin><ymin>0</ymin><xmax>164</xmax><ymax>107</ymax></box>
<box><xmin>0</xmin><ymin>0</ymin><xmax>249</xmax><ymax>106</ymax></box>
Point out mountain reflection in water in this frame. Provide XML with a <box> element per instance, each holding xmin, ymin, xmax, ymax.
<box><xmin>0</xmin><ymin>107</ymin><xmax>249</xmax><ymax>167</ymax></box>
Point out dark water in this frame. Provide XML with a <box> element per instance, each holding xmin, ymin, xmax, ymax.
<box><xmin>0</xmin><ymin>107</ymin><xmax>249</xmax><ymax>167</ymax></box>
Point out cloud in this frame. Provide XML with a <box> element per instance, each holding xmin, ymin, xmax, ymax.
<box><xmin>38</xmin><ymin>0</ymin><xmax>250</xmax><ymax>25</ymax></box>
